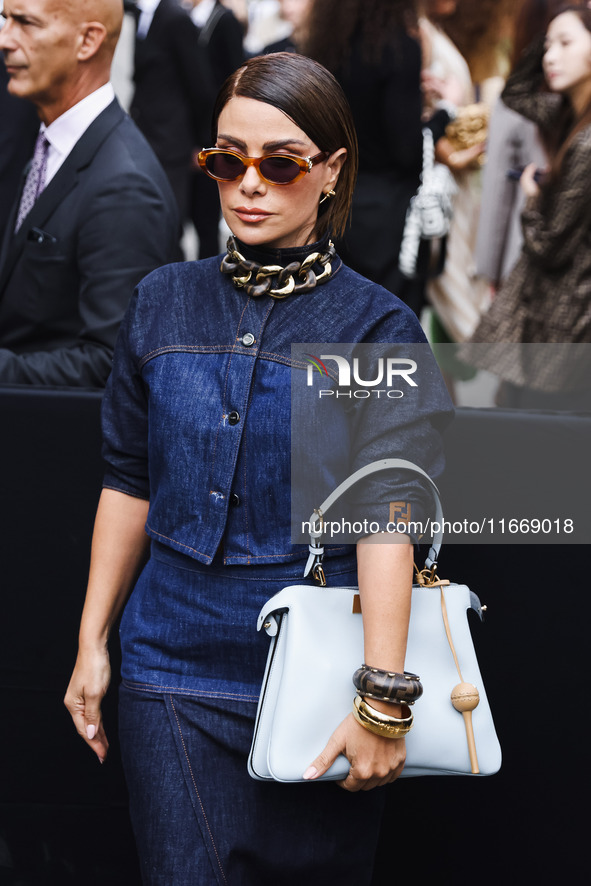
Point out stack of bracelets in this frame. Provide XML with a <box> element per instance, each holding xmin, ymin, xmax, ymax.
<box><xmin>351</xmin><ymin>665</ymin><xmax>423</xmax><ymax>739</ymax></box>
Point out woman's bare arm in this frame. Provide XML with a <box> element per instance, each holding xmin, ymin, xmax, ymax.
<box><xmin>304</xmin><ymin>535</ymin><xmax>414</xmax><ymax>791</ymax></box>
<box><xmin>64</xmin><ymin>488</ymin><xmax>150</xmax><ymax>762</ymax></box>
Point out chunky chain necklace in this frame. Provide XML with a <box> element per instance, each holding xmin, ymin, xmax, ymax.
<box><xmin>220</xmin><ymin>236</ymin><xmax>335</xmax><ymax>299</ymax></box>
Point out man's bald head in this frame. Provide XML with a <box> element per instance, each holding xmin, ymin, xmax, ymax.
<box><xmin>43</xmin><ymin>0</ymin><xmax>123</xmax><ymax>59</ymax></box>
<box><xmin>64</xmin><ymin>0</ymin><xmax>123</xmax><ymax>55</ymax></box>
<box><xmin>0</xmin><ymin>0</ymin><xmax>124</xmax><ymax>122</ymax></box>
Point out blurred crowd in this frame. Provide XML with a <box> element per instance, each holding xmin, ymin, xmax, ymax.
<box><xmin>1</xmin><ymin>0</ymin><xmax>590</xmax><ymax>403</ymax></box>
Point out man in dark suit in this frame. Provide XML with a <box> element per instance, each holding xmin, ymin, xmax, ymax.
<box><xmin>129</xmin><ymin>0</ymin><xmax>213</xmax><ymax>231</ymax></box>
<box><xmin>0</xmin><ymin>60</ymin><xmax>39</xmax><ymax>244</ymax></box>
<box><xmin>0</xmin><ymin>0</ymin><xmax>179</xmax><ymax>387</ymax></box>
<box><xmin>188</xmin><ymin>0</ymin><xmax>245</xmax><ymax>258</ymax></box>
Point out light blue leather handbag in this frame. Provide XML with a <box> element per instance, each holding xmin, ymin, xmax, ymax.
<box><xmin>248</xmin><ymin>459</ymin><xmax>502</xmax><ymax>782</ymax></box>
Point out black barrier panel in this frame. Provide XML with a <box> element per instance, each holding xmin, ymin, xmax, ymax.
<box><xmin>0</xmin><ymin>386</ymin><xmax>141</xmax><ymax>882</ymax></box>
<box><xmin>438</xmin><ymin>406</ymin><xmax>591</xmax><ymax>542</ymax></box>
<box><xmin>291</xmin><ymin>343</ymin><xmax>591</xmax><ymax>545</ymax></box>
<box><xmin>373</xmin><ymin>540</ymin><xmax>588</xmax><ymax>886</ymax></box>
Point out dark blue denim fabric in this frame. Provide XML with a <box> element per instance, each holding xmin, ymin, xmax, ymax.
<box><xmin>120</xmin><ymin>541</ymin><xmax>358</xmax><ymax>695</ymax></box>
<box><xmin>107</xmin><ymin>243</ymin><xmax>452</xmax><ymax>882</ymax></box>
<box><xmin>101</xmin><ymin>239</ymin><xmax>453</xmax><ymax>567</ymax></box>
<box><xmin>119</xmin><ymin>683</ymin><xmax>387</xmax><ymax>886</ymax></box>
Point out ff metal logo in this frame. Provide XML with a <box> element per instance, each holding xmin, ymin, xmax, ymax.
<box><xmin>305</xmin><ymin>353</ymin><xmax>417</xmax><ymax>399</ymax></box>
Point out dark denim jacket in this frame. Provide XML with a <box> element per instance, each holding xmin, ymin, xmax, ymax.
<box><xmin>102</xmin><ymin>239</ymin><xmax>453</xmax><ymax>566</ymax></box>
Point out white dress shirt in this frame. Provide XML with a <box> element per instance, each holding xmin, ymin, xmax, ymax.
<box><xmin>42</xmin><ymin>83</ymin><xmax>116</xmax><ymax>186</ymax></box>
<box><xmin>190</xmin><ymin>0</ymin><xmax>216</xmax><ymax>28</ymax></box>
<box><xmin>136</xmin><ymin>0</ymin><xmax>162</xmax><ymax>39</ymax></box>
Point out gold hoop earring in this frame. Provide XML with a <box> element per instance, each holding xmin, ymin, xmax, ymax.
<box><xmin>319</xmin><ymin>189</ymin><xmax>336</xmax><ymax>205</ymax></box>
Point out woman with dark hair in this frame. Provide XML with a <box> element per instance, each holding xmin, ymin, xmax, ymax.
<box><xmin>465</xmin><ymin>5</ymin><xmax>591</xmax><ymax>399</ymax></box>
<box><xmin>64</xmin><ymin>52</ymin><xmax>451</xmax><ymax>885</ymax></box>
<box><xmin>302</xmin><ymin>0</ymin><xmax>457</xmax><ymax>317</ymax></box>
<box><xmin>475</xmin><ymin>0</ymin><xmax>572</xmax><ymax>288</ymax></box>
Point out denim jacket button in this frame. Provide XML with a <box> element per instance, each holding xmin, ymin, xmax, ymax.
<box><xmin>230</xmin><ymin>493</ymin><xmax>240</xmax><ymax>506</ymax></box>
<box><xmin>241</xmin><ymin>333</ymin><xmax>255</xmax><ymax>347</ymax></box>
<box><xmin>228</xmin><ymin>410</ymin><xmax>240</xmax><ymax>425</ymax></box>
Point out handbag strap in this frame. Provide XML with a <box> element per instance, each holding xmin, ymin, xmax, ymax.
<box><xmin>422</xmin><ymin>127</ymin><xmax>434</xmax><ymax>179</ymax></box>
<box><xmin>398</xmin><ymin>129</ymin><xmax>435</xmax><ymax>278</ymax></box>
<box><xmin>303</xmin><ymin>458</ymin><xmax>443</xmax><ymax>581</ymax></box>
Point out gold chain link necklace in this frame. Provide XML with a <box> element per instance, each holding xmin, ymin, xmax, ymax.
<box><xmin>220</xmin><ymin>236</ymin><xmax>335</xmax><ymax>299</ymax></box>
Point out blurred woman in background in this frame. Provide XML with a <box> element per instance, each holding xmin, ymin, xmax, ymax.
<box><xmin>420</xmin><ymin>0</ymin><xmax>510</xmax><ymax>348</ymax></box>
<box><xmin>475</xmin><ymin>0</ymin><xmax>582</xmax><ymax>289</ymax></box>
<box><xmin>465</xmin><ymin>4</ymin><xmax>591</xmax><ymax>404</ymax></box>
<box><xmin>303</xmin><ymin>0</ymin><xmax>457</xmax><ymax>317</ymax></box>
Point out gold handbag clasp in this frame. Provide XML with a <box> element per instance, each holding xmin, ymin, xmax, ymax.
<box><xmin>413</xmin><ymin>562</ymin><xmax>450</xmax><ymax>587</ymax></box>
<box><xmin>312</xmin><ymin>562</ymin><xmax>326</xmax><ymax>587</ymax></box>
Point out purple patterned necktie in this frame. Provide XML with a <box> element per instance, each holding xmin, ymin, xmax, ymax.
<box><xmin>15</xmin><ymin>130</ymin><xmax>50</xmax><ymax>233</ymax></box>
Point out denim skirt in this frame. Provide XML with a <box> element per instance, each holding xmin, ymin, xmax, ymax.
<box><xmin>118</xmin><ymin>543</ymin><xmax>387</xmax><ymax>885</ymax></box>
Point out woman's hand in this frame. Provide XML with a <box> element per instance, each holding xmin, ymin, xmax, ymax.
<box><xmin>303</xmin><ymin>712</ymin><xmax>406</xmax><ymax>791</ymax></box>
<box><xmin>64</xmin><ymin>645</ymin><xmax>111</xmax><ymax>764</ymax></box>
<box><xmin>435</xmin><ymin>136</ymin><xmax>486</xmax><ymax>171</ymax></box>
<box><xmin>520</xmin><ymin>162</ymin><xmax>543</xmax><ymax>198</ymax></box>
<box><xmin>63</xmin><ymin>489</ymin><xmax>150</xmax><ymax>764</ymax></box>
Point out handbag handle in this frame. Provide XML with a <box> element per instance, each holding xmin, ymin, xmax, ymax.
<box><xmin>303</xmin><ymin>458</ymin><xmax>444</xmax><ymax>581</ymax></box>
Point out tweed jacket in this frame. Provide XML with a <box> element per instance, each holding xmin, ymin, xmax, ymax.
<box><xmin>470</xmin><ymin>37</ymin><xmax>591</xmax><ymax>348</ymax></box>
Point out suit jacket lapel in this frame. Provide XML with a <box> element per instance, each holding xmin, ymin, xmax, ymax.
<box><xmin>0</xmin><ymin>99</ymin><xmax>125</xmax><ymax>295</ymax></box>
<box><xmin>0</xmin><ymin>158</ymin><xmax>30</xmax><ymax>280</ymax></box>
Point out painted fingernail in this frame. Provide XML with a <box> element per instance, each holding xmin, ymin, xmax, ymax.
<box><xmin>86</xmin><ymin>724</ymin><xmax>96</xmax><ymax>740</ymax></box>
<box><xmin>303</xmin><ymin>766</ymin><xmax>318</xmax><ymax>780</ymax></box>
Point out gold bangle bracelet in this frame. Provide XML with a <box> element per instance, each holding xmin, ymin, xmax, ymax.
<box><xmin>352</xmin><ymin>695</ymin><xmax>414</xmax><ymax>739</ymax></box>
<box><xmin>356</xmin><ymin>696</ymin><xmax>414</xmax><ymax>729</ymax></box>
